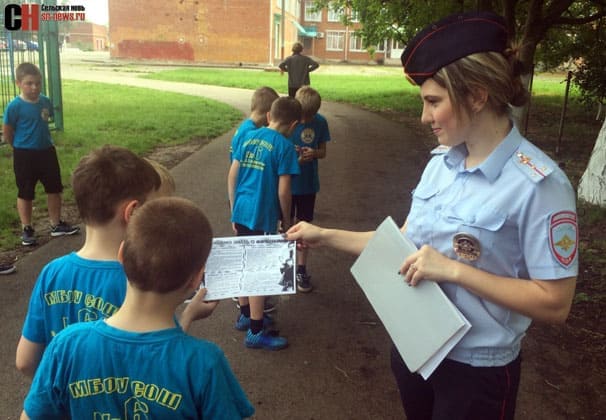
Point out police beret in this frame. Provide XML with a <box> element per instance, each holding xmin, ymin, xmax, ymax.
<box><xmin>401</xmin><ymin>11</ymin><xmax>508</xmax><ymax>86</ymax></box>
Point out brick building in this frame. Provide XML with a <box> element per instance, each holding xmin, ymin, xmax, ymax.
<box><xmin>107</xmin><ymin>0</ymin><xmax>392</xmax><ymax>65</ymax></box>
<box><xmin>66</xmin><ymin>22</ymin><xmax>108</xmax><ymax>51</ymax></box>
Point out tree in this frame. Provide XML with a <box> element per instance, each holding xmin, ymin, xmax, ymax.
<box><xmin>578</xmin><ymin>117</ymin><xmax>606</xmax><ymax>206</ymax></box>
<box><xmin>315</xmin><ymin>1</ymin><xmax>606</xmax><ymax>83</ymax></box>
<box><xmin>316</xmin><ymin>0</ymin><xmax>606</xmax><ymax>200</ymax></box>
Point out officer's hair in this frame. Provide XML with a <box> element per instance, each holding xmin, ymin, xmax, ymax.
<box><xmin>270</xmin><ymin>96</ymin><xmax>302</xmax><ymax>127</ymax></box>
<box><xmin>295</xmin><ymin>86</ymin><xmax>321</xmax><ymax>119</ymax></box>
<box><xmin>15</xmin><ymin>62</ymin><xmax>41</xmax><ymax>81</ymax></box>
<box><xmin>251</xmin><ymin>86</ymin><xmax>279</xmax><ymax>113</ymax></box>
<box><xmin>121</xmin><ymin>197</ymin><xmax>213</xmax><ymax>293</ymax></box>
<box><xmin>433</xmin><ymin>51</ymin><xmax>529</xmax><ymax>120</ymax></box>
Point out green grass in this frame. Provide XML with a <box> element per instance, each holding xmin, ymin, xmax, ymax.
<box><xmin>0</xmin><ymin>80</ymin><xmax>243</xmax><ymax>249</ymax></box>
<box><xmin>145</xmin><ymin>67</ymin><xmax>420</xmax><ymax>113</ymax></box>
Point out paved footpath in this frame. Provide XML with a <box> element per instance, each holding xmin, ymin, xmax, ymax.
<box><xmin>0</xmin><ymin>56</ymin><xmax>552</xmax><ymax>419</ymax></box>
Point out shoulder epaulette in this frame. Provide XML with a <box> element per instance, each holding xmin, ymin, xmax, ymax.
<box><xmin>513</xmin><ymin>151</ymin><xmax>553</xmax><ymax>183</ymax></box>
<box><xmin>430</xmin><ymin>145</ymin><xmax>450</xmax><ymax>155</ymax></box>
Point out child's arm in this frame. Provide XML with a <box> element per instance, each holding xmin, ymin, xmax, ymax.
<box><xmin>15</xmin><ymin>336</ymin><xmax>45</xmax><ymax>379</ymax></box>
<box><xmin>3</xmin><ymin>123</ymin><xmax>15</xmax><ymax>146</ymax></box>
<box><xmin>227</xmin><ymin>160</ymin><xmax>240</xmax><ymax>213</ymax></box>
<box><xmin>278</xmin><ymin>174</ymin><xmax>292</xmax><ymax>231</ymax></box>
<box><xmin>300</xmin><ymin>142</ymin><xmax>326</xmax><ymax>162</ymax></box>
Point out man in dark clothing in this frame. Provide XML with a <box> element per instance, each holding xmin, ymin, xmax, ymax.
<box><xmin>279</xmin><ymin>42</ymin><xmax>320</xmax><ymax>98</ymax></box>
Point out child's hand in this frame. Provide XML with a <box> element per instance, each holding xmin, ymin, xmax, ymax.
<box><xmin>300</xmin><ymin>147</ymin><xmax>315</xmax><ymax>162</ymax></box>
<box><xmin>180</xmin><ymin>288</ymin><xmax>220</xmax><ymax>333</ymax></box>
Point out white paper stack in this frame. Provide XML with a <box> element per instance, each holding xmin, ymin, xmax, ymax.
<box><xmin>350</xmin><ymin>217</ymin><xmax>471</xmax><ymax>379</ymax></box>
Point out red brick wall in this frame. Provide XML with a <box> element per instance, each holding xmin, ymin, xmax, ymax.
<box><xmin>108</xmin><ymin>0</ymin><xmax>274</xmax><ymax>64</ymax></box>
<box><xmin>69</xmin><ymin>22</ymin><xmax>108</xmax><ymax>51</ymax></box>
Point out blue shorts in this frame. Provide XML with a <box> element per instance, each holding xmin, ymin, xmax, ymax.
<box><xmin>13</xmin><ymin>147</ymin><xmax>63</xmax><ymax>200</ymax></box>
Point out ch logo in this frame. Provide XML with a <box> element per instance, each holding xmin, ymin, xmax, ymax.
<box><xmin>4</xmin><ymin>4</ymin><xmax>40</xmax><ymax>31</ymax></box>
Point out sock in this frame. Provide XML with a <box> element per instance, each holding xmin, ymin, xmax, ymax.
<box><xmin>250</xmin><ymin>318</ymin><xmax>264</xmax><ymax>334</ymax></box>
<box><xmin>240</xmin><ymin>304</ymin><xmax>250</xmax><ymax>318</ymax></box>
<box><xmin>297</xmin><ymin>265</ymin><xmax>307</xmax><ymax>275</ymax></box>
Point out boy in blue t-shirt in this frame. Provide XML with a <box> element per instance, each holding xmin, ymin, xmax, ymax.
<box><xmin>229</xmin><ymin>86</ymin><xmax>279</xmax><ymax>161</ymax></box>
<box><xmin>229</xmin><ymin>86</ymin><xmax>279</xmax><ymax>314</ymax></box>
<box><xmin>15</xmin><ymin>146</ymin><xmax>163</xmax><ymax>378</ymax></box>
<box><xmin>21</xmin><ymin>197</ymin><xmax>254</xmax><ymax>419</ymax></box>
<box><xmin>228</xmin><ymin>96</ymin><xmax>301</xmax><ymax>350</ymax></box>
<box><xmin>289</xmin><ymin>86</ymin><xmax>331</xmax><ymax>293</ymax></box>
<box><xmin>2</xmin><ymin>62</ymin><xmax>79</xmax><ymax>246</ymax></box>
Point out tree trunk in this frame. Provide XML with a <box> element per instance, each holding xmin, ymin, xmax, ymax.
<box><xmin>578</xmin><ymin>117</ymin><xmax>606</xmax><ymax>207</ymax></box>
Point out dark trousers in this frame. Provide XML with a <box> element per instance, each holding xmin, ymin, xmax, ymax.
<box><xmin>390</xmin><ymin>345</ymin><xmax>521</xmax><ymax>420</ymax></box>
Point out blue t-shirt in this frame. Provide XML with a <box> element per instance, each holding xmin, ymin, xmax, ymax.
<box><xmin>22</xmin><ymin>252</ymin><xmax>127</xmax><ymax>345</ymax></box>
<box><xmin>24</xmin><ymin>320</ymin><xmax>255</xmax><ymax>419</ymax></box>
<box><xmin>405</xmin><ymin>126</ymin><xmax>578</xmax><ymax>367</ymax></box>
<box><xmin>3</xmin><ymin>95</ymin><xmax>54</xmax><ymax>150</ymax></box>
<box><xmin>230</xmin><ymin>118</ymin><xmax>258</xmax><ymax>162</ymax></box>
<box><xmin>288</xmin><ymin>113</ymin><xmax>331</xmax><ymax>195</ymax></box>
<box><xmin>231</xmin><ymin>126</ymin><xmax>300</xmax><ymax>232</ymax></box>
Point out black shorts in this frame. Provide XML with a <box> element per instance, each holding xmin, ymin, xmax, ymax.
<box><xmin>13</xmin><ymin>147</ymin><xmax>63</xmax><ymax>200</ymax></box>
<box><xmin>291</xmin><ymin>194</ymin><xmax>316</xmax><ymax>222</ymax></box>
<box><xmin>235</xmin><ymin>223</ymin><xmax>265</xmax><ymax>236</ymax></box>
<box><xmin>390</xmin><ymin>345</ymin><xmax>521</xmax><ymax>420</ymax></box>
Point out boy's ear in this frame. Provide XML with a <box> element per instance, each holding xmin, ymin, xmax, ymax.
<box><xmin>122</xmin><ymin>199</ymin><xmax>139</xmax><ymax>223</ymax></box>
<box><xmin>266</xmin><ymin>111</ymin><xmax>272</xmax><ymax>123</ymax></box>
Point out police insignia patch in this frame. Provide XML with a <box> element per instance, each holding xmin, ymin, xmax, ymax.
<box><xmin>549</xmin><ymin>211</ymin><xmax>578</xmax><ymax>268</ymax></box>
<box><xmin>453</xmin><ymin>233</ymin><xmax>481</xmax><ymax>261</ymax></box>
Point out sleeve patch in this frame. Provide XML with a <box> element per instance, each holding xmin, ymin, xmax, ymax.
<box><xmin>549</xmin><ymin>211</ymin><xmax>578</xmax><ymax>268</ymax></box>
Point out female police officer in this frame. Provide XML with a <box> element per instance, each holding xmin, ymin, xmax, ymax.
<box><xmin>285</xmin><ymin>11</ymin><xmax>577</xmax><ymax>420</ymax></box>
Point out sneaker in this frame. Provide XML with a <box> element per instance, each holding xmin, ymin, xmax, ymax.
<box><xmin>21</xmin><ymin>225</ymin><xmax>37</xmax><ymax>246</ymax></box>
<box><xmin>233</xmin><ymin>297</ymin><xmax>277</xmax><ymax>314</ymax></box>
<box><xmin>0</xmin><ymin>263</ymin><xmax>16</xmax><ymax>275</ymax></box>
<box><xmin>234</xmin><ymin>313</ymin><xmax>274</xmax><ymax>332</ymax></box>
<box><xmin>245</xmin><ymin>329</ymin><xmax>288</xmax><ymax>350</ymax></box>
<box><xmin>50</xmin><ymin>221</ymin><xmax>80</xmax><ymax>237</ymax></box>
<box><xmin>296</xmin><ymin>273</ymin><xmax>313</xmax><ymax>293</ymax></box>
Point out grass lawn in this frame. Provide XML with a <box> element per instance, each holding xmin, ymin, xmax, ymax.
<box><xmin>0</xmin><ymin>80</ymin><xmax>243</xmax><ymax>249</ymax></box>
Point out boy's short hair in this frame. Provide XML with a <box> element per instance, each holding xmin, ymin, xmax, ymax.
<box><xmin>121</xmin><ymin>197</ymin><xmax>213</xmax><ymax>293</ymax></box>
<box><xmin>145</xmin><ymin>158</ymin><xmax>176</xmax><ymax>197</ymax></box>
<box><xmin>72</xmin><ymin>145</ymin><xmax>161</xmax><ymax>225</ymax></box>
<box><xmin>251</xmin><ymin>86</ymin><xmax>279</xmax><ymax>113</ymax></box>
<box><xmin>270</xmin><ymin>96</ymin><xmax>302</xmax><ymax>126</ymax></box>
<box><xmin>292</xmin><ymin>42</ymin><xmax>304</xmax><ymax>54</ymax></box>
<box><xmin>295</xmin><ymin>86</ymin><xmax>321</xmax><ymax>118</ymax></box>
<box><xmin>15</xmin><ymin>62</ymin><xmax>41</xmax><ymax>81</ymax></box>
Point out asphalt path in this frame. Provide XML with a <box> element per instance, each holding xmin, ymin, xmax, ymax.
<box><xmin>0</xmin><ymin>56</ymin><xmax>550</xmax><ymax>419</ymax></box>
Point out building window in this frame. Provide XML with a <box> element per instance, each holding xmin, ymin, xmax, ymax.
<box><xmin>304</xmin><ymin>0</ymin><xmax>321</xmax><ymax>22</ymax></box>
<box><xmin>327</xmin><ymin>2</ymin><xmax>343</xmax><ymax>22</ymax></box>
<box><xmin>350</xmin><ymin>9</ymin><xmax>360</xmax><ymax>22</ymax></box>
<box><xmin>349</xmin><ymin>34</ymin><xmax>365</xmax><ymax>52</ymax></box>
<box><xmin>326</xmin><ymin>31</ymin><xmax>344</xmax><ymax>51</ymax></box>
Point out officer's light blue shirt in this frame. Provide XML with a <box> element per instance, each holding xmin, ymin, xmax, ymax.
<box><xmin>405</xmin><ymin>125</ymin><xmax>578</xmax><ymax>367</ymax></box>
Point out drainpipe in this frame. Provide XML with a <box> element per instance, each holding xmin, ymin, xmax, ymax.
<box><xmin>268</xmin><ymin>0</ymin><xmax>272</xmax><ymax>64</ymax></box>
<box><xmin>281</xmin><ymin>0</ymin><xmax>285</xmax><ymax>61</ymax></box>
<box><xmin>344</xmin><ymin>25</ymin><xmax>349</xmax><ymax>62</ymax></box>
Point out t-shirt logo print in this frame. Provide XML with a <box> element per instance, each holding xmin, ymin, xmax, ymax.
<box><xmin>300</xmin><ymin>128</ymin><xmax>315</xmax><ymax>145</ymax></box>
